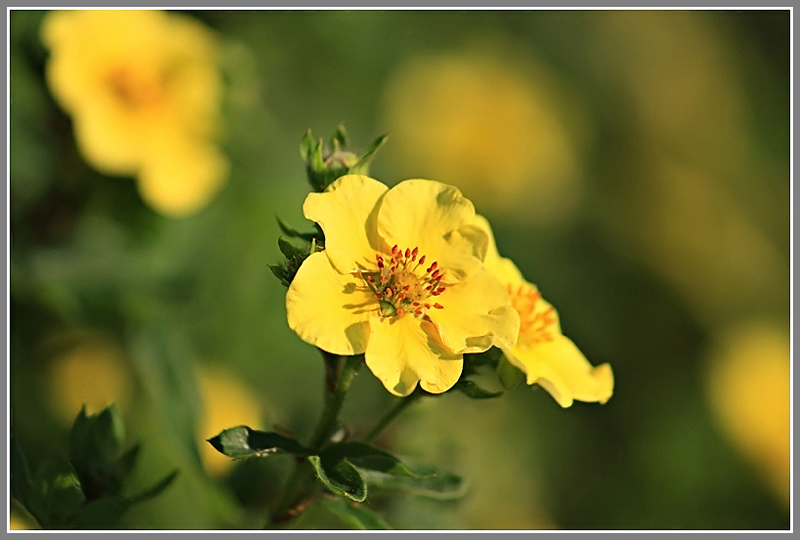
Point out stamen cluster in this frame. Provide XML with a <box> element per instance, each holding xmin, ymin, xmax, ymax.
<box><xmin>363</xmin><ymin>245</ymin><xmax>446</xmax><ymax>319</ymax></box>
<box><xmin>509</xmin><ymin>285</ymin><xmax>556</xmax><ymax>344</ymax></box>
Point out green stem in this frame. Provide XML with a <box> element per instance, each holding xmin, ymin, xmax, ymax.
<box><xmin>363</xmin><ymin>389</ymin><xmax>422</xmax><ymax>444</ymax></box>
<box><xmin>268</xmin><ymin>352</ymin><xmax>362</xmax><ymax>526</ymax></box>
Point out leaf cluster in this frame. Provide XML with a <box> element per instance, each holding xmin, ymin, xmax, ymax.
<box><xmin>11</xmin><ymin>405</ymin><xmax>177</xmax><ymax>529</ymax></box>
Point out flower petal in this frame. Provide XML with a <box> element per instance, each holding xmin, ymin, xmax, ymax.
<box><xmin>432</xmin><ymin>268</ymin><xmax>520</xmax><ymax>353</ymax></box>
<box><xmin>303</xmin><ymin>175</ymin><xmax>388</xmax><ymax>273</ymax></box>
<box><xmin>472</xmin><ymin>214</ymin><xmax>525</xmax><ymax>287</ymax></box>
<box><xmin>286</xmin><ymin>252</ymin><xmax>375</xmax><ymax>355</ymax></box>
<box><xmin>365</xmin><ymin>315</ymin><xmax>462</xmax><ymax>396</ymax></box>
<box><xmin>505</xmin><ymin>337</ymin><xmax>614</xmax><ymax>407</ymax></box>
<box><xmin>377</xmin><ymin>179</ymin><xmax>486</xmax><ymax>282</ymax></box>
<box><xmin>138</xmin><ymin>131</ymin><xmax>229</xmax><ymax>217</ymax></box>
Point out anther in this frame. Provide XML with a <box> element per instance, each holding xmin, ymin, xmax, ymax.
<box><xmin>434</xmin><ymin>303</ymin><xmax>444</xmax><ymax>309</ymax></box>
<box><xmin>375</xmin><ymin>293</ymin><xmax>383</xmax><ymax>300</ymax></box>
<box><xmin>396</xmin><ymin>308</ymin><xmax>404</xmax><ymax>316</ymax></box>
<box><xmin>412</xmin><ymin>247</ymin><xmax>419</xmax><ymax>258</ymax></box>
<box><xmin>385</xmin><ymin>288</ymin><xmax>393</xmax><ymax>297</ymax></box>
<box><xmin>414</xmin><ymin>309</ymin><xmax>422</xmax><ymax>315</ymax></box>
<box><xmin>404</xmin><ymin>248</ymin><xmax>411</xmax><ymax>258</ymax></box>
<box><xmin>418</xmin><ymin>255</ymin><xmax>426</xmax><ymax>266</ymax></box>
<box><xmin>412</xmin><ymin>302</ymin><xmax>420</xmax><ymax>307</ymax></box>
<box><xmin>367</xmin><ymin>275</ymin><xmax>375</xmax><ymax>283</ymax></box>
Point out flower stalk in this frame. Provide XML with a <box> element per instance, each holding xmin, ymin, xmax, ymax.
<box><xmin>363</xmin><ymin>389</ymin><xmax>422</xmax><ymax>444</ymax></box>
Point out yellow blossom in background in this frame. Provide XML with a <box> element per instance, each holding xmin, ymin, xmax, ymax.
<box><xmin>474</xmin><ymin>216</ymin><xmax>613</xmax><ymax>407</ymax></box>
<box><xmin>286</xmin><ymin>175</ymin><xmax>520</xmax><ymax>396</ymax></box>
<box><xmin>381</xmin><ymin>52</ymin><xmax>586</xmax><ymax>225</ymax></box>
<box><xmin>45</xmin><ymin>333</ymin><xmax>133</xmax><ymax>425</ymax></box>
<box><xmin>706</xmin><ymin>321</ymin><xmax>790</xmax><ymax>505</ymax></box>
<box><xmin>41</xmin><ymin>10</ymin><xmax>228</xmax><ymax>217</ymax></box>
<box><xmin>196</xmin><ymin>364</ymin><xmax>264</xmax><ymax>476</ymax></box>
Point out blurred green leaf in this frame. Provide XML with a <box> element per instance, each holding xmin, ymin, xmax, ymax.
<box><xmin>207</xmin><ymin>426</ymin><xmax>311</xmax><ymax>459</ymax></box>
<box><xmin>278</xmin><ymin>237</ymin><xmax>306</xmax><ymax>259</ymax></box>
<box><xmin>127</xmin><ymin>470</ymin><xmax>179</xmax><ymax>505</ymax></box>
<box><xmin>322</xmin><ymin>442</ymin><xmax>418</xmax><ymax>478</ymax></box>
<box><xmin>454</xmin><ymin>379</ymin><xmax>505</xmax><ymax>399</ymax></box>
<box><xmin>71</xmin><ymin>496</ymin><xmax>129</xmax><ymax>529</ymax></box>
<box><xmin>360</xmin><ymin>461</ymin><xmax>466</xmax><ymax>501</ymax></box>
<box><xmin>10</xmin><ymin>436</ymin><xmax>34</xmax><ymax>507</ymax></box>
<box><xmin>277</xmin><ymin>216</ymin><xmax>323</xmax><ymax>242</ymax></box>
<box><xmin>496</xmin><ymin>355</ymin><xmax>523</xmax><ymax>390</ymax></box>
<box><xmin>315</xmin><ymin>496</ymin><xmax>391</xmax><ymax>529</ymax></box>
<box><xmin>67</xmin><ymin>405</ymin><xmax>126</xmax><ymax>499</ymax></box>
<box><xmin>309</xmin><ymin>455</ymin><xmax>368</xmax><ymax>503</ymax></box>
<box><xmin>28</xmin><ymin>460</ymin><xmax>86</xmax><ymax>529</ymax></box>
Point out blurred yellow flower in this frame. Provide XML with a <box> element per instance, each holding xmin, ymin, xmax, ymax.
<box><xmin>41</xmin><ymin>10</ymin><xmax>228</xmax><ymax>217</ymax></box>
<box><xmin>706</xmin><ymin>322</ymin><xmax>790</xmax><ymax>505</ymax></box>
<box><xmin>382</xmin><ymin>52</ymin><xmax>586</xmax><ymax>225</ymax></box>
<box><xmin>45</xmin><ymin>334</ymin><xmax>133</xmax><ymax>425</ymax></box>
<box><xmin>286</xmin><ymin>175</ymin><xmax>520</xmax><ymax>396</ymax></box>
<box><xmin>196</xmin><ymin>364</ymin><xmax>264</xmax><ymax>476</ymax></box>
<box><xmin>474</xmin><ymin>216</ymin><xmax>613</xmax><ymax>407</ymax></box>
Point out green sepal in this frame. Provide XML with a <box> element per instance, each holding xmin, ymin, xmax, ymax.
<box><xmin>309</xmin><ymin>455</ymin><xmax>367</xmax><ymax>503</ymax></box>
<box><xmin>300</xmin><ymin>129</ymin><xmax>316</xmax><ymax>162</ymax></box>
<box><xmin>314</xmin><ymin>496</ymin><xmax>391</xmax><ymax>529</ymax></box>
<box><xmin>277</xmin><ymin>237</ymin><xmax>305</xmax><ymax>259</ymax></box>
<box><xmin>348</xmin><ymin>134</ymin><xmax>388</xmax><ymax>176</ymax></box>
<box><xmin>359</xmin><ymin>460</ymin><xmax>467</xmax><ymax>501</ymax></box>
<box><xmin>497</xmin><ymin>354</ymin><xmax>524</xmax><ymax>390</ymax></box>
<box><xmin>322</xmin><ymin>442</ymin><xmax>418</xmax><ymax>478</ymax></box>
<box><xmin>28</xmin><ymin>459</ymin><xmax>86</xmax><ymax>529</ymax></box>
<box><xmin>207</xmin><ymin>426</ymin><xmax>311</xmax><ymax>459</ymax></box>
<box><xmin>454</xmin><ymin>379</ymin><xmax>505</xmax><ymax>399</ymax></box>
<box><xmin>331</xmin><ymin>123</ymin><xmax>349</xmax><ymax>149</ymax></box>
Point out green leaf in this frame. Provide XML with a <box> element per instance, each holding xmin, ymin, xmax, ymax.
<box><xmin>71</xmin><ymin>496</ymin><xmax>129</xmax><ymax>529</ymax></box>
<box><xmin>497</xmin><ymin>354</ymin><xmax>523</xmax><ymax>390</ymax></box>
<box><xmin>10</xmin><ymin>436</ymin><xmax>34</xmax><ymax>507</ymax></box>
<box><xmin>359</xmin><ymin>460</ymin><xmax>467</xmax><ymax>501</ymax></box>
<box><xmin>454</xmin><ymin>379</ymin><xmax>505</xmax><ymax>399</ymax></box>
<box><xmin>127</xmin><ymin>470</ymin><xmax>179</xmax><ymax>505</ymax></box>
<box><xmin>315</xmin><ymin>496</ymin><xmax>391</xmax><ymax>529</ymax></box>
<box><xmin>67</xmin><ymin>405</ymin><xmax>128</xmax><ymax>499</ymax></box>
<box><xmin>322</xmin><ymin>442</ymin><xmax>418</xmax><ymax>477</ymax></box>
<box><xmin>207</xmin><ymin>426</ymin><xmax>311</xmax><ymax>459</ymax></box>
<box><xmin>309</xmin><ymin>455</ymin><xmax>367</xmax><ymax>503</ymax></box>
<box><xmin>277</xmin><ymin>237</ymin><xmax>305</xmax><ymax>259</ymax></box>
<box><xmin>28</xmin><ymin>459</ymin><xmax>86</xmax><ymax>529</ymax></box>
<box><xmin>349</xmin><ymin>134</ymin><xmax>388</xmax><ymax>175</ymax></box>
<box><xmin>117</xmin><ymin>443</ymin><xmax>140</xmax><ymax>481</ymax></box>
<box><xmin>277</xmin><ymin>216</ymin><xmax>323</xmax><ymax>242</ymax></box>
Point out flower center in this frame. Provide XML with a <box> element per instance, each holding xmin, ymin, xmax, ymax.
<box><xmin>106</xmin><ymin>67</ymin><xmax>165</xmax><ymax>111</ymax></box>
<box><xmin>362</xmin><ymin>245</ymin><xmax>446</xmax><ymax>319</ymax></box>
<box><xmin>509</xmin><ymin>284</ymin><xmax>556</xmax><ymax>345</ymax></box>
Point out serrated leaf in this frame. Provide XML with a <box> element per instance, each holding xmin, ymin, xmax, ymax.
<box><xmin>11</xmin><ymin>436</ymin><xmax>34</xmax><ymax>507</ymax></box>
<box><xmin>497</xmin><ymin>354</ymin><xmax>523</xmax><ymax>390</ymax></box>
<box><xmin>359</xmin><ymin>460</ymin><xmax>467</xmax><ymax>501</ymax></box>
<box><xmin>322</xmin><ymin>442</ymin><xmax>418</xmax><ymax>477</ymax></box>
<box><xmin>207</xmin><ymin>426</ymin><xmax>311</xmax><ymax>459</ymax></box>
<box><xmin>28</xmin><ymin>459</ymin><xmax>86</xmax><ymax>529</ymax></box>
<box><xmin>309</xmin><ymin>455</ymin><xmax>367</xmax><ymax>502</ymax></box>
<box><xmin>454</xmin><ymin>379</ymin><xmax>505</xmax><ymax>399</ymax></box>
<box><xmin>127</xmin><ymin>470</ymin><xmax>178</xmax><ymax>505</ymax></box>
<box><xmin>315</xmin><ymin>496</ymin><xmax>391</xmax><ymax>529</ymax></box>
<box><xmin>67</xmin><ymin>404</ymin><xmax>126</xmax><ymax>499</ymax></box>
<box><xmin>349</xmin><ymin>134</ymin><xmax>388</xmax><ymax>175</ymax></box>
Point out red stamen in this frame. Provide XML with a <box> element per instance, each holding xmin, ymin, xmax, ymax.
<box><xmin>414</xmin><ymin>309</ymin><xmax>422</xmax><ymax>315</ymax></box>
<box><xmin>418</xmin><ymin>255</ymin><xmax>426</xmax><ymax>266</ymax></box>
<box><xmin>403</xmin><ymin>285</ymin><xmax>410</xmax><ymax>291</ymax></box>
<box><xmin>385</xmin><ymin>288</ymin><xmax>393</xmax><ymax>297</ymax></box>
<box><xmin>367</xmin><ymin>275</ymin><xmax>375</xmax><ymax>283</ymax></box>
<box><xmin>412</xmin><ymin>302</ymin><xmax>420</xmax><ymax>307</ymax></box>
<box><xmin>375</xmin><ymin>293</ymin><xmax>383</xmax><ymax>300</ymax></box>
<box><xmin>396</xmin><ymin>308</ymin><xmax>404</xmax><ymax>316</ymax></box>
<box><xmin>412</xmin><ymin>247</ymin><xmax>419</xmax><ymax>258</ymax></box>
<box><xmin>434</xmin><ymin>303</ymin><xmax>443</xmax><ymax>309</ymax></box>
<box><xmin>404</xmin><ymin>248</ymin><xmax>411</xmax><ymax>258</ymax></box>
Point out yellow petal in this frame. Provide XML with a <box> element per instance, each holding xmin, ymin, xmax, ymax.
<box><xmin>286</xmin><ymin>252</ymin><xmax>375</xmax><ymax>356</ymax></box>
<box><xmin>365</xmin><ymin>315</ymin><xmax>462</xmax><ymax>396</ymax></box>
<box><xmin>506</xmin><ymin>337</ymin><xmax>613</xmax><ymax>407</ymax></box>
<box><xmin>377</xmin><ymin>179</ymin><xmax>486</xmax><ymax>282</ymax></box>
<box><xmin>303</xmin><ymin>175</ymin><xmax>388</xmax><ymax>273</ymax></box>
<box><xmin>472</xmin><ymin>214</ymin><xmax>525</xmax><ymax>287</ymax></box>
<box><xmin>432</xmin><ymin>268</ymin><xmax>520</xmax><ymax>353</ymax></box>
<box><xmin>138</xmin><ymin>131</ymin><xmax>229</xmax><ymax>217</ymax></box>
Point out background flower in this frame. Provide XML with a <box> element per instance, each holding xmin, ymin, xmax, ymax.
<box><xmin>41</xmin><ymin>10</ymin><xmax>228</xmax><ymax>217</ymax></box>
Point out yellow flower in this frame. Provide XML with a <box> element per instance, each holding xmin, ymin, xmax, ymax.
<box><xmin>286</xmin><ymin>175</ymin><xmax>520</xmax><ymax>397</ymax></box>
<box><xmin>474</xmin><ymin>216</ymin><xmax>613</xmax><ymax>407</ymax></box>
<box><xmin>41</xmin><ymin>10</ymin><xmax>228</xmax><ymax>217</ymax></box>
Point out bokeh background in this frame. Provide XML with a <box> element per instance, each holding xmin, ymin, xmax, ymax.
<box><xmin>9</xmin><ymin>9</ymin><xmax>790</xmax><ymax>530</ymax></box>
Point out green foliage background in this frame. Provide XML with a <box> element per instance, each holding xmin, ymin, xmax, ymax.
<box><xmin>10</xmin><ymin>10</ymin><xmax>790</xmax><ymax>529</ymax></box>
